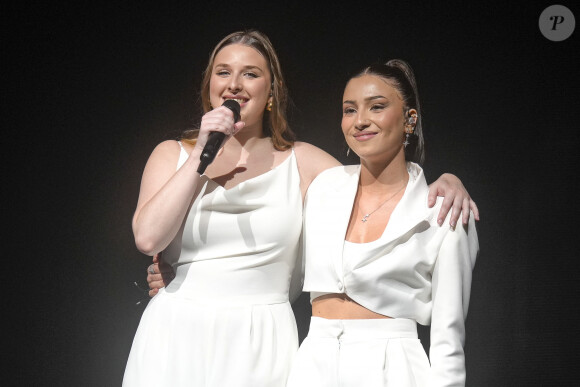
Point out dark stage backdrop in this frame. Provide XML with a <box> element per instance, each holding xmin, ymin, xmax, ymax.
<box><xmin>5</xmin><ymin>2</ymin><xmax>579</xmax><ymax>386</ymax></box>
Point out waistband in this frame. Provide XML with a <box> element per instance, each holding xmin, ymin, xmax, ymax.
<box><xmin>161</xmin><ymin>261</ymin><xmax>290</xmax><ymax>306</ymax></box>
<box><xmin>307</xmin><ymin>316</ymin><xmax>418</xmax><ymax>340</ymax></box>
<box><xmin>157</xmin><ymin>287</ymin><xmax>289</xmax><ymax>306</ymax></box>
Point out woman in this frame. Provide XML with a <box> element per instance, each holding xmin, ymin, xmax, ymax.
<box><xmin>286</xmin><ymin>60</ymin><xmax>478</xmax><ymax>386</ymax></box>
<box><xmin>127</xmin><ymin>30</ymin><xmax>477</xmax><ymax>387</ymax></box>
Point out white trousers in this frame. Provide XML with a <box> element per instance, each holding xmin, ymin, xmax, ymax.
<box><xmin>286</xmin><ymin>317</ymin><xmax>430</xmax><ymax>387</ymax></box>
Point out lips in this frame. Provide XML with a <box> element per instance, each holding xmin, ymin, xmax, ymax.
<box><xmin>353</xmin><ymin>132</ymin><xmax>377</xmax><ymax>141</ymax></box>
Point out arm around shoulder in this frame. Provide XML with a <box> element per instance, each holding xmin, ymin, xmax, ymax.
<box><xmin>293</xmin><ymin>141</ymin><xmax>341</xmax><ymax>195</ymax></box>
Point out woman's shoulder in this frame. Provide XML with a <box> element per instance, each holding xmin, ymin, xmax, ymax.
<box><xmin>152</xmin><ymin>139</ymin><xmax>181</xmax><ymax>152</ymax></box>
<box><xmin>152</xmin><ymin>139</ymin><xmax>196</xmax><ymax>155</ymax></box>
<box><xmin>293</xmin><ymin>141</ymin><xmax>341</xmax><ymax>175</ymax></box>
<box><xmin>292</xmin><ymin>141</ymin><xmax>341</xmax><ymax>192</ymax></box>
<box><xmin>145</xmin><ymin>140</ymin><xmax>184</xmax><ymax>167</ymax></box>
<box><xmin>293</xmin><ymin>140</ymin><xmax>330</xmax><ymax>157</ymax></box>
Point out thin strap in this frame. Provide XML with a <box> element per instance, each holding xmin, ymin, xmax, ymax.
<box><xmin>176</xmin><ymin>141</ymin><xmax>189</xmax><ymax>170</ymax></box>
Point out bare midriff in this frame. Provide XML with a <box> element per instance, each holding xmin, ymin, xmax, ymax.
<box><xmin>312</xmin><ymin>293</ymin><xmax>392</xmax><ymax>319</ymax></box>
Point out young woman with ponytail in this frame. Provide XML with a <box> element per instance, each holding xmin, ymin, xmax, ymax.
<box><xmin>286</xmin><ymin>60</ymin><xmax>479</xmax><ymax>387</ymax></box>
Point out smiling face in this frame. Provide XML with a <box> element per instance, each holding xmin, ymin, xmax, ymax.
<box><xmin>342</xmin><ymin>74</ymin><xmax>409</xmax><ymax>164</ymax></box>
<box><xmin>208</xmin><ymin>44</ymin><xmax>272</xmax><ymax>130</ymax></box>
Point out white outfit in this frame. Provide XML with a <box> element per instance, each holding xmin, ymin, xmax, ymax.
<box><xmin>287</xmin><ymin>163</ymin><xmax>479</xmax><ymax>387</ymax></box>
<box><xmin>123</xmin><ymin>145</ymin><xmax>303</xmax><ymax>387</ymax></box>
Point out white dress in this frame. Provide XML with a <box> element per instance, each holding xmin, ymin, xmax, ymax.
<box><xmin>123</xmin><ymin>145</ymin><xmax>303</xmax><ymax>387</ymax></box>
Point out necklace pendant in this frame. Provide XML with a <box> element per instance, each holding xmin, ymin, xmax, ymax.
<box><xmin>361</xmin><ymin>214</ymin><xmax>370</xmax><ymax>223</ymax></box>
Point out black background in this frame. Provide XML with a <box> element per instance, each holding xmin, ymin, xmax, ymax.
<box><xmin>4</xmin><ymin>1</ymin><xmax>579</xmax><ymax>386</ymax></box>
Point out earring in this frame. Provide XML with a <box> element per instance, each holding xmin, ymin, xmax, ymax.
<box><xmin>266</xmin><ymin>100</ymin><xmax>273</xmax><ymax>111</ymax></box>
<box><xmin>404</xmin><ymin>112</ymin><xmax>417</xmax><ymax>147</ymax></box>
<box><xmin>347</xmin><ymin>147</ymin><xmax>351</xmax><ymax>157</ymax></box>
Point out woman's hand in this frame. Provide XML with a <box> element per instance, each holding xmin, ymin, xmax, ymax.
<box><xmin>195</xmin><ymin>105</ymin><xmax>245</xmax><ymax>153</ymax></box>
<box><xmin>147</xmin><ymin>253</ymin><xmax>175</xmax><ymax>297</ymax></box>
<box><xmin>428</xmin><ymin>173</ymin><xmax>479</xmax><ymax>228</ymax></box>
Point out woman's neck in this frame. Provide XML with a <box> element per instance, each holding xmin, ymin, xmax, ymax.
<box><xmin>359</xmin><ymin>154</ymin><xmax>408</xmax><ymax>194</ymax></box>
<box><xmin>219</xmin><ymin>124</ymin><xmax>274</xmax><ymax>166</ymax></box>
<box><xmin>227</xmin><ymin>122</ymin><xmax>268</xmax><ymax>150</ymax></box>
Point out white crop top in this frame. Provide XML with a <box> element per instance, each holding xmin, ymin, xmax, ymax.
<box><xmin>310</xmin><ymin>240</ymin><xmax>379</xmax><ymax>302</ymax></box>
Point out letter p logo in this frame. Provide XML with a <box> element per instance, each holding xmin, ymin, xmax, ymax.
<box><xmin>539</xmin><ymin>5</ymin><xmax>575</xmax><ymax>41</ymax></box>
<box><xmin>550</xmin><ymin>15</ymin><xmax>565</xmax><ymax>30</ymax></box>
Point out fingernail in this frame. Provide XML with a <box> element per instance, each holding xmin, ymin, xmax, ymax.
<box><xmin>437</xmin><ymin>219</ymin><xmax>443</xmax><ymax>226</ymax></box>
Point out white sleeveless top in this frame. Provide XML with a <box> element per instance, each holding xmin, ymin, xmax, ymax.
<box><xmin>162</xmin><ymin>142</ymin><xmax>303</xmax><ymax>306</ymax></box>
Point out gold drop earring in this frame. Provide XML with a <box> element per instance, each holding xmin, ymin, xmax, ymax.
<box><xmin>266</xmin><ymin>90</ymin><xmax>273</xmax><ymax>111</ymax></box>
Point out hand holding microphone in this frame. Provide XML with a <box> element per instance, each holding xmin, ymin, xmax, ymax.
<box><xmin>197</xmin><ymin>100</ymin><xmax>242</xmax><ymax>174</ymax></box>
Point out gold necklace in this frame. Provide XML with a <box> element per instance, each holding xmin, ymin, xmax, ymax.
<box><xmin>360</xmin><ymin>183</ymin><xmax>406</xmax><ymax>223</ymax></box>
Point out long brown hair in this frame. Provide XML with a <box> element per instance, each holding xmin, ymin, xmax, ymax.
<box><xmin>182</xmin><ymin>30</ymin><xmax>295</xmax><ymax>151</ymax></box>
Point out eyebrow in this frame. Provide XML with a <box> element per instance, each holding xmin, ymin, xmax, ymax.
<box><xmin>343</xmin><ymin>95</ymin><xmax>386</xmax><ymax>104</ymax></box>
<box><xmin>214</xmin><ymin>64</ymin><xmax>264</xmax><ymax>72</ymax></box>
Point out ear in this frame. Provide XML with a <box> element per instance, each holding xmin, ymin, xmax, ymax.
<box><xmin>406</xmin><ymin>109</ymin><xmax>418</xmax><ymax>126</ymax></box>
<box><xmin>404</xmin><ymin>109</ymin><xmax>418</xmax><ymax>134</ymax></box>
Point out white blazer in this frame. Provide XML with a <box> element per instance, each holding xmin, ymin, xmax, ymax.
<box><xmin>302</xmin><ymin>162</ymin><xmax>479</xmax><ymax>386</ymax></box>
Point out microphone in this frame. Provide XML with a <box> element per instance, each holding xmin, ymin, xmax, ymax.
<box><xmin>197</xmin><ymin>99</ymin><xmax>241</xmax><ymax>174</ymax></box>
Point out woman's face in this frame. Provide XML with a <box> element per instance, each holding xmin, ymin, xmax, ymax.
<box><xmin>209</xmin><ymin>44</ymin><xmax>272</xmax><ymax>129</ymax></box>
<box><xmin>341</xmin><ymin>74</ymin><xmax>407</xmax><ymax>163</ymax></box>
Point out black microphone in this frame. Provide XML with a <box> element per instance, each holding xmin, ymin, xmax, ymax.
<box><xmin>197</xmin><ymin>99</ymin><xmax>241</xmax><ymax>174</ymax></box>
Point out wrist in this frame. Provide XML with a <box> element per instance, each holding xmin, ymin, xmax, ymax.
<box><xmin>182</xmin><ymin>147</ymin><xmax>203</xmax><ymax>175</ymax></box>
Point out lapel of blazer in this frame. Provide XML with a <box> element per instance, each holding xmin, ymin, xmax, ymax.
<box><xmin>323</xmin><ymin>165</ymin><xmax>360</xmax><ymax>268</ymax></box>
<box><xmin>318</xmin><ymin>163</ymin><xmax>432</xmax><ymax>265</ymax></box>
<box><xmin>381</xmin><ymin>162</ymin><xmax>433</xmax><ymax>244</ymax></box>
